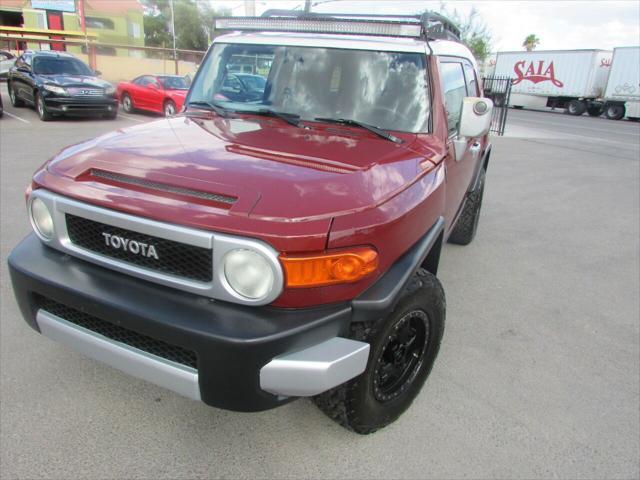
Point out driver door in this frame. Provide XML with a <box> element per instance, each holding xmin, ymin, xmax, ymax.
<box><xmin>439</xmin><ymin>59</ymin><xmax>483</xmax><ymax>229</ymax></box>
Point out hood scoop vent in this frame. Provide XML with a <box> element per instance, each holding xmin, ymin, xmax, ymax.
<box><xmin>89</xmin><ymin>169</ymin><xmax>237</xmax><ymax>206</ymax></box>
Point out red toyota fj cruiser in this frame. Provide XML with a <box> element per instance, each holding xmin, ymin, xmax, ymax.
<box><xmin>8</xmin><ymin>11</ymin><xmax>494</xmax><ymax>434</ymax></box>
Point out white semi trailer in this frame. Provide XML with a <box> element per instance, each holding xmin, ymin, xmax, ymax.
<box><xmin>493</xmin><ymin>49</ymin><xmax>612</xmax><ymax>115</ymax></box>
<box><xmin>599</xmin><ymin>46</ymin><xmax>640</xmax><ymax>120</ymax></box>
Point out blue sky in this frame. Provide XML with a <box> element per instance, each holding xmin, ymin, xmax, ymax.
<box><xmin>209</xmin><ymin>0</ymin><xmax>640</xmax><ymax>52</ymax></box>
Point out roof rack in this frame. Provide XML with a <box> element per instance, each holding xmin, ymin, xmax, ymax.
<box><xmin>213</xmin><ymin>10</ymin><xmax>461</xmax><ymax>42</ymax></box>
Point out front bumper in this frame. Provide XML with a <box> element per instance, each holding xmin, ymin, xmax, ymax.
<box><xmin>9</xmin><ymin>234</ymin><xmax>369</xmax><ymax>411</ymax></box>
<box><xmin>43</xmin><ymin>94</ymin><xmax>118</xmax><ymax>115</ymax></box>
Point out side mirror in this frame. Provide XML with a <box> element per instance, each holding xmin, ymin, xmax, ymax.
<box><xmin>459</xmin><ymin>97</ymin><xmax>493</xmax><ymax>137</ymax></box>
<box><xmin>94</xmin><ymin>69</ymin><xmax>102</xmax><ymax>76</ymax></box>
<box><xmin>453</xmin><ymin>97</ymin><xmax>493</xmax><ymax>160</ymax></box>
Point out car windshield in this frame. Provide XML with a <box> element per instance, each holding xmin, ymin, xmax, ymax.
<box><xmin>159</xmin><ymin>76</ymin><xmax>189</xmax><ymax>90</ymax></box>
<box><xmin>32</xmin><ymin>56</ymin><xmax>94</xmax><ymax>76</ymax></box>
<box><xmin>188</xmin><ymin>43</ymin><xmax>430</xmax><ymax>133</ymax></box>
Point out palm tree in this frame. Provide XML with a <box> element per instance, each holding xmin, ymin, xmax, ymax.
<box><xmin>523</xmin><ymin>34</ymin><xmax>540</xmax><ymax>52</ymax></box>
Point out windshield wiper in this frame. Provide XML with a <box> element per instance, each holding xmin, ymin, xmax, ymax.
<box><xmin>235</xmin><ymin>108</ymin><xmax>302</xmax><ymax>128</ymax></box>
<box><xmin>186</xmin><ymin>100</ymin><xmax>229</xmax><ymax>118</ymax></box>
<box><xmin>314</xmin><ymin>117</ymin><xmax>403</xmax><ymax>144</ymax></box>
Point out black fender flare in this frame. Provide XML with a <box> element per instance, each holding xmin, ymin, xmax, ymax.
<box><xmin>469</xmin><ymin>143</ymin><xmax>491</xmax><ymax>193</ymax></box>
<box><xmin>351</xmin><ymin>216</ymin><xmax>445</xmax><ymax>323</ymax></box>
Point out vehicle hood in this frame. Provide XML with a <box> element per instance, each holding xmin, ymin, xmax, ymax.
<box><xmin>39</xmin><ymin>74</ymin><xmax>112</xmax><ymax>88</ymax></box>
<box><xmin>46</xmin><ymin>114</ymin><xmax>438</xmax><ymax>221</ymax></box>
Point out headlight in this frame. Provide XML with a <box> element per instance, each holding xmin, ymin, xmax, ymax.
<box><xmin>223</xmin><ymin>249</ymin><xmax>275</xmax><ymax>300</ymax></box>
<box><xmin>30</xmin><ymin>198</ymin><xmax>54</xmax><ymax>239</ymax></box>
<box><xmin>43</xmin><ymin>84</ymin><xmax>67</xmax><ymax>95</ymax></box>
<box><xmin>105</xmin><ymin>85</ymin><xmax>116</xmax><ymax>95</ymax></box>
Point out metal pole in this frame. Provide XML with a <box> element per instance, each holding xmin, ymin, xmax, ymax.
<box><xmin>170</xmin><ymin>0</ymin><xmax>178</xmax><ymax>74</ymax></box>
<box><xmin>304</xmin><ymin>0</ymin><xmax>312</xmax><ymax>13</ymax></box>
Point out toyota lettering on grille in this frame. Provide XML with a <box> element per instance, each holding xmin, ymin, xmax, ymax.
<box><xmin>102</xmin><ymin>232</ymin><xmax>160</xmax><ymax>260</ymax></box>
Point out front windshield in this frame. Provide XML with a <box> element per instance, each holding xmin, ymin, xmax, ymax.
<box><xmin>159</xmin><ymin>76</ymin><xmax>189</xmax><ymax>90</ymax></box>
<box><xmin>188</xmin><ymin>43</ymin><xmax>430</xmax><ymax>133</ymax></box>
<box><xmin>33</xmin><ymin>57</ymin><xmax>94</xmax><ymax>76</ymax></box>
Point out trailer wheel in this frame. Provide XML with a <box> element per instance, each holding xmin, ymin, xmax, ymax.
<box><xmin>605</xmin><ymin>104</ymin><xmax>625</xmax><ymax>120</ymax></box>
<box><xmin>567</xmin><ymin>100</ymin><xmax>586</xmax><ymax>116</ymax></box>
<box><xmin>587</xmin><ymin>105</ymin><xmax>603</xmax><ymax>117</ymax></box>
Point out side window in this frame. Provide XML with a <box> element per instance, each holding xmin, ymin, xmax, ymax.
<box><xmin>24</xmin><ymin>54</ymin><xmax>32</xmax><ymax>67</ymax></box>
<box><xmin>463</xmin><ymin>63</ymin><xmax>479</xmax><ymax>96</ymax></box>
<box><xmin>439</xmin><ymin>61</ymin><xmax>467</xmax><ymax>135</ymax></box>
<box><xmin>132</xmin><ymin>76</ymin><xmax>145</xmax><ymax>86</ymax></box>
<box><xmin>136</xmin><ymin>76</ymin><xmax>155</xmax><ymax>86</ymax></box>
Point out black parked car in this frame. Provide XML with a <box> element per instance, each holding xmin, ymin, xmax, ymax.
<box><xmin>7</xmin><ymin>50</ymin><xmax>118</xmax><ymax>121</ymax></box>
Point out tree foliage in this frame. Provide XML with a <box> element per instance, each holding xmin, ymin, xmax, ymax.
<box><xmin>523</xmin><ymin>34</ymin><xmax>540</xmax><ymax>51</ymax></box>
<box><xmin>436</xmin><ymin>4</ymin><xmax>492</xmax><ymax>62</ymax></box>
<box><xmin>140</xmin><ymin>0</ymin><xmax>231</xmax><ymax>50</ymax></box>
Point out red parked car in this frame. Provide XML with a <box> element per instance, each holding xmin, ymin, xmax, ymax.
<box><xmin>117</xmin><ymin>74</ymin><xmax>189</xmax><ymax>117</ymax></box>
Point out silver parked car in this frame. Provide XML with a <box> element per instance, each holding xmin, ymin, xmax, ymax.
<box><xmin>0</xmin><ymin>50</ymin><xmax>17</xmax><ymax>79</ymax></box>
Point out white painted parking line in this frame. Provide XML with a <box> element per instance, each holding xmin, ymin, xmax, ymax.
<box><xmin>118</xmin><ymin>113</ymin><xmax>145</xmax><ymax>123</ymax></box>
<box><xmin>2</xmin><ymin>111</ymin><xmax>31</xmax><ymax>124</ymax></box>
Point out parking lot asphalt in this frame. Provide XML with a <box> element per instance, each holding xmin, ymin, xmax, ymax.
<box><xmin>1</xmin><ymin>91</ymin><xmax>639</xmax><ymax>479</ymax></box>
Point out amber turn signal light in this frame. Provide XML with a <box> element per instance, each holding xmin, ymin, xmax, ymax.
<box><xmin>280</xmin><ymin>247</ymin><xmax>378</xmax><ymax>288</ymax></box>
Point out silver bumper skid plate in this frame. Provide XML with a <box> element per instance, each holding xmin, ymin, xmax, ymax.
<box><xmin>260</xmin><ymin>337</ymin><xmax>370</xmax><ymax>397</ymax></box>
<box><xmin>36</xmin><ymin>309</ymin><xmax>370</xmax><ymax>400</ymax></box>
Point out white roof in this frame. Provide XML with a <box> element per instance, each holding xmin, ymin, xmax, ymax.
<box><xmin>214</xmin><ymin>32</ymin><xmax>475</xmax><ymax>66</ymax></box>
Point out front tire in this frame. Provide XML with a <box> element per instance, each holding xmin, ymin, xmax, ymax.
<box><xmin>8</xmin><ymin>82</ymin><xmax>25</xmax><ymax>107</ymax></box>
<box><xmin>567</xmin><ymin>99</ymin><xmax>586</xmax><ymax>116</ymax></box>
<box><xmin>35</xmin><ymin>92</ymin><xmax>52</xmax><ymax>121</ymax></box>
<box><xmin>448</xmin><ymin>169</ymin><xmax>486</xmax><ymax>245</ymax></box>
<box><xmin>164</xmin><ymin>100</ymin><xmax>176</xmax><ymax>117</ymax></box>
<box><xmin>103</xmin><ymin>109</ymin><xmax>118</xmax><ymax>120</ymax></box>
<box><xmin>314</xmin><ymin>269</ymin><xmax>445</xmax><ymax>434</ymax></box>
<box><xmin>121</xmin><ymin>93</ymin><xmax>133</xmax><ymax>113</ymax></box>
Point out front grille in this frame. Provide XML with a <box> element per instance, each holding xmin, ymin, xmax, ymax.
<box><xmin>37</xmin><ymin>296</ymin><xmax>197</xmax><ymax>369</ymax></box>
<box><xmin>66</xmin><ymin>214</ymin><xmax>213</xmax><ymax>282</ymax></box>
<box><xmin>67</xmin><ymin>87</ymin><xmax>103</xmax><ymax>97</ymax></box>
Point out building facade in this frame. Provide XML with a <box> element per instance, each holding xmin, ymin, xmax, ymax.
<box><xmin>0</xmin><ymin>0</ymin><xmax>144</xmax><ymax>56</ymax></box>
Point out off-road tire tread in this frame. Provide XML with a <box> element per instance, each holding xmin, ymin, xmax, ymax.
<box><xmin>448</xmin><ymin>169</ymin><xmax>486</xmax><ymax>245</ymax></box>
<box><xmin>313</xmin><ymin>269</ymin><xmax>445</xmax><ymax>434</ymax></box>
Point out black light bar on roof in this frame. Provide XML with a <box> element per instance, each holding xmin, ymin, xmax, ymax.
<box><xmin>214</xmin><ymin>16</ymin><xmax>423</xmax><ymax>38</ymax></box>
